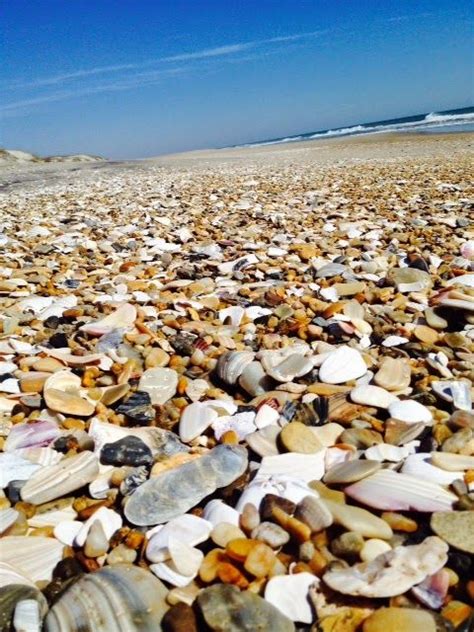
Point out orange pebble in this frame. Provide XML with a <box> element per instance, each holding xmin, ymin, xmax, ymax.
<box><xmin>199</xmin><ymin>548</ymin><xmax>227</xmax><ymax>583</ymax></box>
<box><xmin>243</xmin><ymin>542</ymin><xmax>276</xmax><ymax>578</ymax></box>
<box><xmin>217</xmin><ymin>562</ymin><xmax>249</xmax><ymax>589</ymax></box>
<box><xmin>221</xmin><ymin>430</ymin><xmax>239</xmax><ymax>444</ymax></box>
<box><xmin>226</xmin><ymin>538</ymin><xmax>258</xmax><ymax>562</ymax></box>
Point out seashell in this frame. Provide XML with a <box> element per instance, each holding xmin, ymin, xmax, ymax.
<box><xmin>256</xmin><ymin>451</ymin><xmax>326</xmax><ymax>483</ymax></box>
<box><xmin>382</xmin><ymin>335</ymin><xmax>409</xmax><ymax>347</ymax></box>
<box><xmin>43</xmin><ymin>370</ymin><xmax>95</xmax><ymax>416</ymax></box>
<box><xmin>318</xmin><ymin>346</ymin><xmax>367</xmax><ymax>384</ymax></box>
<box><xmin>184</xmin><ymin>378</ymin><xmax>209</xmax><ymax>402</ymax></box>
<box><xmin>0</xmin><ymin>585</ymin><xmax>48</xmax><ymax>631</ymax></box>
<box><xmin>28</xmin><ymin>505</ymin><xmax>77</xmax><ymax>529</ymax></box>
<box><xmin>446</xmin><ymin>272</ymin><xmax>474</xmax><ymax>287</ymax></box>
<box><xmin>360</xmin><ymin>538</ymin><xmax>392</xmax><ymax>562</ymax></box>
<box><xmin>345</xmin><ymin>469</ymin><xmax>457</xmax><ymax>512</ymax></box>
<box><xmin>411</xmin><ymin>570</ymin><xmax>450</xmax><ymax>609</ymax></box>
<box><xmin>216</xmin><ymin>350</ymin><xmax>255</xmax><ymax>385</ymax></box>
<box><xmin>0</xmin><ymin>396</ymin><xmax>16</xmax><ymax>413</ymax></box>
<box><xmin>431</xmin><ymin>380</ymin><xmax>472</xmax><ymax>411</ymax></box>
<box><xmin>219</xmin><ymin>306</ymin><xmax>245</xmax><ymax>326</ymax></box>
<box><xmin>75</xmin><ymin>506</ymin><xmax>123</xmax><ymax>547</ymax></box>
<box><xmin>374</xmin><ymin>357</ymin><xmax>412</xmax><ymax>391</ymax></box>
<box><xmin>179</xmin><ymin>401</ymin><xmax>218</xmax><ymax>443</ymax></box>
<box><xmin>460</xmin><ymin>240</ymin><xmax>474</xmax><ymax>260</ymax></box>
<box><xmin>99</xmin><ymin>383</ymin><xmax>130</xmax><ymax>406</ymax></box>
<box><xmin>53</xmin><ymin>520</ymin><xmax>82</xmax><ymax>546</ymax></box>
<box><xmin>239</xmin><ymin>361</ymin><xmax>272</xmax><ymax>396</ymax></box>
<box><xmin>13</xmin><ymin>598</ymin><xmax>43</xmax><ymax>632</ymax></box>
<box><xmin>0</xmin><ymin>508</ymin><xmax>19</xmax><ymax>534</ymax></box>
<box><xmin>4</xmin><ymin>420</ymin><xmax>60</xmax><ymax>452</ymax></box>
<box><xmin>202</xmin><ymin>499</ymin><xmax>240</xmax><ymax>527</ymax></box>
<box><xmin>21</xmin><ymin>451</ymin><xmax>99</xmax><ymax>505</ymax></box>
<box><xmin>125</xmin><ymin>444</ymin><xmax>248</xmax><ymax>526</ymax></box>
<box><xmin>294</xmin><ymin>496</ymin><xmax>333</xmax><ymax>532</ymax></box>
<box><xmin>255</xmin><ymin>404</ymin><xmax>280</xmax><ymax>429</ymax></box>
<box><xmin>15</xmin><ymin>447</ymin><xmax>63</xmax><ymax>466</ymax></box>
<box><xmin>0</xmin><ymin>536</ymin><xmax>64</xmax><ymax>583</ymax></box>
<box><xmin>388</xmin><ymin>399</ymin><xmax>433</xmax><ymax>424</ymax></box>
<box><xmin>265</xmin><ymin>572</ymin><xmax>319</xmax><ymax>623</ymax></box>
<box><xmin>365</xmin><ymin>441</ymin><xmax>418</xmax><ymax>462</ymax></box>
<box><xmin>401</xmin><ymin>453</ymin><xmax>464</xmax><ymax>485</ymax></box>
<box><xmin>430</xmin><ymin>451</ymin><xmax>474</xmax><ymax>471</ymax></box>
<box><xmin>323</xmin><ymin>499</ymin><xmax>392</xmax><ymax>539</ymax></box>
<box><xmin>323</xmin><ymin>459</ymin><xmax>381</xmax><ymax>484</ymax></box>
<box><xmin>45</xmin><ymin>563</ymin><xmax>169</xmax><ymax>631</ymax></box>
<box><xmin>0</xmin><ymin>563</ymin><xmax>37</xmax><ymax>589</ymax></box>
<box><xmin>138</xmin><ymin>367</ymin><xmax>178</xmax><ymax>405</ymax></box>
<box><xmin>262</xmin><ymin>353</ymin><xmax>313</xmax><ymax>383</ymax></box>
<box><xmin>211</xmin><ymin>411</ymin><xmax>256</xmax><ymax>440</ymax></box>
<box><xmin>0</xmin><ymin>453</ymin><xmax>41</xmax><ymax>487</ymax></box>
<box><xmin>146</xmin><ymin>514</ymin><xmax>212</xmax><ymax>562</ymax></box>
<box><xmin>80</xmin><ymin>302</ymin><xmax>137</xmax><ymax>336</ymax></box>
<box><xmin>149</xmin><ymin>561</ymin><xmax>195</xmax><ymax>588</ymax></box>
<box><xmin>168</xmin><ymin>537</ymin><xmax>204</xmax><ymax>576</ymax></box>
<box><xmin>350</xmin><ymin>384</ymin><xmax>397</xmax><ymax>409</ymax></box>
<box><xmin>323</xmin><ymin>536</ymin><xmax>448</xmax><ymax>598</ymax></box>
<box><xmin>0</xmin><ymin>360</ymin><xmax>17</xmax><ymax>375</ymax></box>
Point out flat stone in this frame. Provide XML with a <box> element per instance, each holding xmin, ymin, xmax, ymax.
<box><xmin>350</xmin><ymin>385</ymin><xmax>397</xmax><ymax>409</ymax></box>
<box><xmin>430</xmin><ymin>511</ymin><xmax>474</xmax><ymax>554</ymax></box>
<box><xmin>363</xmin><ymin>608</ymin><xmax>436</xmax><ymax>632</ymax></box>
<box><xmin>197</xmin><ymin>584</ymin><xmax>295</xmax><ymax>632</ymax></box>
<box><xmin>100</xmin><ymin>436</ymin><xmax>153</xmax><ymax>467</ymax></box>
<box><xmin>323</xmin><ymin>459</ymin><xmax>381</xmax><ymax>484</ymax></box>
<box><xmin>279</xmin><ymin>422</ymin><xmax>323</xmax><ymax>454</ymax></box>
<box><xmin>323</xmin><ymin>499</ymin><xmax>392</xmax><ymax>539</ymax></box>
<box><xmin>319</xmin><ymin>346</ymin><xmax>367</xmax><ymax>384</ymax></box>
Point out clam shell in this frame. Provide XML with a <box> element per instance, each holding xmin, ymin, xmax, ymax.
<box><xmin>256</xmin><ymin>451</ymin><xmax>326</xmax><ymax>483</ymax></box>
<box><xmin>146</xmin><ymin>514</ymin><xmax>212</xmax><ymax>562</ymax></box>
<box><xmin>323</xmin><ymin>536</ymin><xmax>448</xmax><ymax>598</ymax></box>
<box><xmin>0</xmin><ymin>563</ymin><xmax>37</xmax><ymax>589</ymax></box>
<box><xmin>179</xmin><ymin>402</ymin><xmax>218</xmax><ymax>443</ymax></box>
<box><xmin>388</xmin><ymin>399</ymin><xmax>433</xmax><ymax>424</ymax></box>
<box><xmin>262</xmin><ymin>353</ymin><xmax>313</xmax><ymax>383</ymax></box>
<box><xmin>0</xmin><ymin>537</ymin><xmax>64</xmax><ymax>583</ymax></box>
<box><xmin>0</xmin><ymin>508</ymin><xmax>19</xmax><ymax>535</ymax></box>
<box><xmin>216</xmin><ymin>351</ymin><xmax>255</xmax><ymax>385</ymax></box>
<box><xmin>265</xmin><ymin>573</ymin><xmax>318</xmax><ymax>623</ymax></box>
<box><xmin>44</xmin><ymin>563</ymin><xmax>169</xmax><ymax>632</ymax></box>
<box><xmin>79</xmin><ymin>303</ymin><xmax>137</xmax><ymax>336</ymax></box>
<box><xmin>345</xmin><ymin>469</ymin><xmax>457</xmax><ymax>512</ymax></box>
<box><xmin>4</xmin><ymin>420</ymin><xmax>60</xmax><ymax>452</ymax></box>
<box><xmin>44</xmin><ymin>370</ymin><xmax>95</xmax><ymax>416</ymax></box>
<box><xmin>318</xmin><ymin>346</ymin><xmax>367</xmax><ymax>384</ymax></box>
<box><xmin>21</xmin><ymin>451</ymin><xmax>99</xmax><ymax>505</ymax></box>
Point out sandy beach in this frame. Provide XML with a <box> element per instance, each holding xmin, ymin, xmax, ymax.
<box><xmin>0</xmin><ymin>131</ymin><xmax>473</xmax><ymax>630</ymax></box>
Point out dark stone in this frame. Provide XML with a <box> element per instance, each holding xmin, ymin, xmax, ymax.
<box><xmin>162</xmin><ymin>602</ymin><xmax>198</xmax><ymax>632</ymax></box>
<box><xmin>7</xmin><ymin>480</ymin><xmax>26</xmax><ymax>503</ymax></box>
<box><xmin>44</xmin><ymin>315</ymin><xmax>60</xmax><ymax>329</ymax></box>
<box><xmin>64</xmin><ymin>279</ymin><xmax>80</xmax><ymax>289</ymax></box>
<box><xmin>260</xmin><ymin>494</ymin><xmax>296</xmax><ymax>521</ymax></box>
<box><xmin>116</xmin><ymin>391</ymin><xmax>155</xmax><ymax>425</ymax></box>
<box><xmin>120</xmin><ymin>466</ymin><xmax>149</xmax><ymax>496</ymax></box>
<box><xmin>101</xmin><ymin>436</ymin><xmax>153</xmax><ymax>467</ymax></box>
<box><xmin>48</xmin><ymin>332</ymin><xmax>69</xmax><ymax>348</ymax></box>
<box><xmin>169</xmin><ymin>333</ymin><xmax>196</xmax><ymax>356</ymax></box>
<box><xmin>53</xmin><ymin>557</ymin><xmax>84</xmax><ymax>581</ymax></box>
<box><xmin>447</xmin><ymin>551</ymin><xmax>472</xmax><ymax>579</ymax></box>
<box><xmin>53</xmin><ymin>435</ymin><xmax>79</xmax><ymax>453</ymax></box>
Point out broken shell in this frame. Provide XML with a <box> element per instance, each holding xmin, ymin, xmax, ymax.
<box><xmin>146</xmin><ymin>514</ymin><xmax>212</xmax><ymax>562</ymax></box>
<box><xmin>21</xmin><ymin>451</ymin><xmax>99</xmax><ymax>505</ymax></box>
<box><xmin>80</xmin><ymin>303</ymin><xmax>137</xmax><ymax>336</ymax></box>
<box><xmin>179</xmin><ymin>401</ymin><xmax>218</xmax><ymax>442</ymax></box>
<box><xmin>388</xmin><ymin>399</ymin><xmax>433</xmax><ymax>424</ymax></box>
<box><xmin>0</xmin><ymin>536</ymin><xmax>64</xmax><ymax>583</ymax></box>
<box><xmin>44</xmin><ymin>370</ymin><xmax>95</xmax><ymax>416</ymax></box>
<box><xmin>350</xmin><ymin>385</ymin><xmax>397</xmax><ymax>409</ymax></box>
<box><xmin>323</xmin><ymin>536</ymin><xmax>448</xmax><ymax>597</ymax></box>
<box><xmin>216</xmin><ymin>351</ymin><xmax>255</xmax><ymax>385</ymax></box>
<box><xmin>318</xmin><ymin>346</ymin><xmax>367</xmax><ymax>384</ymax></box>
<box><xmin>265</xmin><ymin>572</ymin><xmax>318</xmax><ymax>623</ymax></box>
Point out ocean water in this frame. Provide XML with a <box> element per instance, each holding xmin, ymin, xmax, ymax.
<box><xmin>234</xmin><ymin>106</ymin><xmax>474</xmax><ymax>149</ymax></box>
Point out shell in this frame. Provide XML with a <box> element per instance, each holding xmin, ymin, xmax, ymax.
<box><xmin>318</xmin><ymin>346</ymin><xmax>367</xmax><ymax>384</ymax></box>
<box><xmin>0</xmin><ymin>453</ymin><xmax>41</xmax><ymax>487</ymax></box>
<box><xmin>125</xmin><ymin>444</ymin><xmax>248</xmax><ymax>526</ymax></box>
<box><xmin>265</xmin><ymin>573</ymin><xmax>319</xmax><ymax>623</ymax></box>
<box><xmin>345</xmin><ymin>469</ymin><xmax>457</xmax><ymax>512</ymax></box>
<box><xmin>79</xmin><ymin>303</ymin><xmax>137</xmax><ymax>336</ymax></box>
<box><xmin>388</xmin><ymin>400</ymin><xmax>433</xmax><ymax>424</ymax></box>
<box><xmin>323</xmin><ymin>537</ymin><xmax>448</xmax><ymax>598</ymax></box>
<box><xmin>323</xmin><ymin>459</ymin><xmax>381</xmax><ymax>484</ymax></box>
<box><xmin>0</xmin><ymin>508</ymin><xmax>19</xmax><ymax>535</ymax></box>
<box><xmin>75</xmin><ymin>506</ymin><xmax>123</xmax><ymax>547</ymax></box>
<box><xmin>138</xmin><ymin>367</ymin><xmax>178</xmax><ymax>405</ymax></box>
<box><xmin>256</xmin><ymin>451</ymin><xmax>326</xmax><ymax>483</ymax></box>
<box><xmin>402</xmin><ymin>453</ymin><xmax>464</xmax><ymax>486</ymax></box>
<box><xmin>4</xmin><ymin>420</ymin><xmax>60</xmax><ymax>452</ymax></box>
<box><xmin>216</xmin><ymin>351</ymin><xmax>255</xmax><ymax>385</ymax></box>
<box><xmin>0</xmin><ymin>537</ymin><xmax>64</xmax><ymax>583</ymax></box>
<box><xmin>44</xmin><ymin>563</ymin><xmax>169</xmax><ymax>632</ymax></box>
<box><xmin>350</xmin><ymin>385</ymin><xmax>398</xmax><ymax>409</ymax></box>
<box><xmin>261</xmin><ymin>353</ymin><xmax>313</xmax><ymax>383</ymax></box>
<box><xmin>431</xmin><ymin>380</ymin><xmax>472</xmax><ymax>411</ymax></box>
<box><xmin>21</xmin><ymin>451</ymin><xmax>99</xmax><ymax>505</ymax></box>
<box><xmin>146</xmin><ymin>514</ymin><xmax>212</xmax><ymax>562</ymax></box>
<box><xmin>43</xmin><ymin>370</ymin><xmax>95</xmax><ymax>416</ymax></box>
<box><xmin>179</xmin><ymin>402</ymin><xmax>218</xmax><ymax>443</ymax></box>
<box><xmin>239</xmin><ymin>361</ymin><xmax>272</xmax><ymax>396</ymax></box>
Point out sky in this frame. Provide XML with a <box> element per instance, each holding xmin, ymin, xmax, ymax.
<box><xmin>1</xmin><ymin>1</ymin><xmax>473</xmax><ymax>158</ymax></box>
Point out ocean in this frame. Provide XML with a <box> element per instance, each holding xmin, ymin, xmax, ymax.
<box><xmin>234</xmin><ymin>106</ymin><xmax>474</xmax><ymax>149</ymax></box>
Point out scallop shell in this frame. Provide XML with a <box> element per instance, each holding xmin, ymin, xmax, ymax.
<box><xmin>265</xmin><ymin>573</ymin><xmax>318</xmax><ymax>624</ymax></box>
<box><xmin>0</xmin><ymin>508</ymin><xmax>19</xmax><ymax>535</ymax></box>
<box><xmin>44</xmin><ymin>563</ymin><xmax>169</xmax><ymax>632</ymax></box>
<box><xmin>0</xmin><ymin>537</ymin><xmax>64</xmax><ymax>583</ymax></box>
<box><xmin>146</xmin><ymin>514</ymin><xmax>212</xmax><ymax>563</ymax></box>
<box><xmin>21</xmin><ymin>451</ymin><xmax>99</xmax><ymax>505</ymax></box>
<box><xmin>318</xmin><ymin>346</ymin><xmax>367</xmax><ymax>384</ymax></box>
<box><xmin>216</xmin><ymin>351</ymin><xmax>255</xmax><ymax>385</ymax></box>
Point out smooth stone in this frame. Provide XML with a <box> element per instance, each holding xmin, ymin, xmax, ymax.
<box><xmin>246</xmin><ymin>425</ymin><xmax>280</xmax><ymax>457</ymax></box>
<box><xmin>84</xmin><ymin>519</ymin><xmax>109</xmax><ymax>557</ymax></box>
<box><xmin>350</xmin><ymin>385</ymin><xmax>397</xmax><ymax>409</ymax></box>
<box><xmin>239</xmin><ymin>361</ymin><xmax>273</xmax><ymax>396</ymax></box>
<box><xmin>323</xmin><ymin>536</ymin><xmax>448</xmax><ymax>598</ymax></box>
<box><xmin>384</xmin><ymin>419</ymin><xmax>426</xmax><ymax>446</ymax></box>
<box><xmin>431</xmin><ymin>451</ymin><xmax>474</xmax><ymax>471</ymax></box>
<box><xmin>430</xmin><ymin>511</ymin><xmax>474</xmax><ymax>554</ymax></box>
<box><xmin>125</xmin><ymin>445</ymin><xmax>248</xmax><ymax>526</ymax></box>
<box><xmin>265</xmin><ymin>573</ymin><xmax>318</xmax><ymax>624</ymax></box>
<box><xmin>323</xmin><ymin>499</ymin><xmax>392</xmax><ymax>539</ymax></box>
<box><xmin>279</xmin><ymin>422</ymin><xmax>323</xmax><ymax>454</ymax></box>
<box><xmin>257</xmin><ymin>451</ymin><xmax>326</xmax><ymax>482</ymax></box>
<box><xmin>251</xmin><ymin>522</ymin><xmax>290</xmax><ymax>548</ymax></box>
<box><xmin>161</xmin><ymin>603</ymin><xmax>198</xmax><ymax>632</ymax></box>
<box><xmin>315</xmin><ymin>263</ymin><xmax>347</xmax><ymax>278</ymax></box>
<box><xmin>388</xmin><ymin>399</ymin><xmax>433</xmax><ymax>424</ymax></box>
<box><xmin>211</xmin><ymin>522</ymin><xmax>246</xmax><ymax>547</ymax></box>
<box><xmin>197</xmin><ymin>584</ymin><xmax>295</xmax><ymax>632</ymax></box>
<box><xmin>138</xmin><ymin>367</ymin><xmax>178</xmax><ymax>405</ymax></box>
<box><xmin>309</xmin><ymin>423</ymin><xmax>344</xmax><ymax>447</ymax></box>
<box><xmin>319</xmin><ymin>346</ymin><xmax>367</xmax><ymax>384</ymax></box>
<box><xmin>374</xmin><ymin>357</ymin><xmax>411</xmax><ymax>391</ymax></box>
<box><xmin>168</xmin><ymin>537</ymin><xmax>203</xmax><ymax>577</ymax></box>
<box><xmin>360</xmin><ymin>538</ymin><xmax>392</xmax><ymax>562</ymax></box>
<box><xmin>21</xmin><ymin>451</ymin><xmax>99</xmax><ymax>505</ymax></box>
<box><xmin>363</xmin><ymin>608</ymin><xmax>436</xmax><ymax>632</ymax></box>
<box><xmin>45</xmin><ymin>563</ymin><xmax>169</xmax><ymax>632</ymax></box>
<box><xmin>101</xmin><ymin>436</ymin><xmax>153</xmax><ymax>466</ymax></box>
<box><xmin>323</xmin><ymin>459</ymin><xmax>381</xmax><ymax>484</ymax></box>
<box><xmin>425</xmin><ymin>308</ymin><xmax>448</xmax><ymax>330</ymax></box>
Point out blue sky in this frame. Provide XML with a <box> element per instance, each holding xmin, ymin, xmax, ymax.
<box><xmin>1</xmin><ymin>1</ymin><xmax>473</xmax><ymax>158</ymax></box>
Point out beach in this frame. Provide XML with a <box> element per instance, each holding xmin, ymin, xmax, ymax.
<box><xmin>0</xmin><ymin>131</ymin><xmax>473</xmax><ymax>630</ymax></box>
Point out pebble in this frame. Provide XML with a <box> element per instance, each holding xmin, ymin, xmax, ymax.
<box><xmin>362</xmin><ymin>608</ymin><xmax>436</xmax><ymax>632</ymax></box>
<box><xmin>279</xmin><ymin>422</ymin><xmax>323</xmax><ymax>454</ymax></box>
<box><xmin>350</xmin><ymin>384</ymin><xmax>397</xmax><ymax>408</ymax></box>
<box><xmin>100</xmin><ymin>436</ymin><xmax>153</xmax><ymax>466</ymax></box>
<box><xmin>323</xmin><ymin>459</ymin><xmax>381</xmax><ymax>484</ymax></box>
<box><xmin>374</xmin><ymin>357</ymin><xmax>411</xmax><ymax>391</ymax></box>
<box><xmin>138</xmin><ymin>367</ymin><xmax>179</xmax><ymax>405</ymax></box>
<box><xmin>324</xmin><ymin>499</ymin><xmax>393</xmax><ymax>539</ymax></box>
<box><xmin>430</xmin><ymin>511</ymin><xmax>474</xmax><ymax>554</ymax></box>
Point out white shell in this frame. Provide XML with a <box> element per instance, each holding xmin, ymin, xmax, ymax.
<box><xmin>168</xmin><ymin>537</ymin><xmax>203</xmax><ymax>577</ymax></box>
<box><xmin>0</xmin><ymin>536</ymin><xmax>64</xmax><ymax>583</ymax></box>
<box><xmin>202</xmin><ymin>499</ymin><xmax>240</xmax><ymax>527</ymax></box>
<box><xmin>75</xmin><ymin>507</ymin><xmax>123</xmax><ymax>547</ymax></box>
<box><xmin>388</xmin><ymin>399</ymin><xmax>433</xmax><ymax>424</ymax></box>
<box><xmin>80</xmin><ymin>302</ymin><xmax>137</xmax><ymax>336</ymax></box>
<box><xmin>318</xmin><ymin>346</ymin><xmax>367</xmax><ymax>384</ymax></box>
<box><xmin>0</xmin><ymin>508</ymin><xmax>19</xmax><ymax>534</ymax></box>
<box><xmin>13</xmin><ymin>598</ymin><xmax>41</xmax><ymax>632</ymax></box>
<box><xmin>350</xmin><ymin>385</ymin><xmax>398</xmax><ymax>408</ymax></box>
<box><xmin>179</xmin><ymin>402</ymin><xmax>218</xmax><ymax>443</ymax></box>
<box><xmin>146</xmin><ymin>514</ymin><xmax>212</xmax><ymax>563</ymax></box>
<box><xmin>401</xmin><ymin>453</ymin><xmax>464</xmax><ymax>486</ymax></box>
<box><xmin>256</xmin><ymin>451</ymin><xmax>326</xmax><ymax>482</ymax></box>
<box><xmin>0</xmin><ymin>453</ymin><xmax>41</xmax><ymax>487</ymax></box>
<box><xmin>0</xmin><ymin>562</ymin><xmax>36</xmax><ymax>589</ymax></box>
<box><xmin>265</xmin><ymin>572</ymin><xmax>318</xmax><ymax>623</ymax></box>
